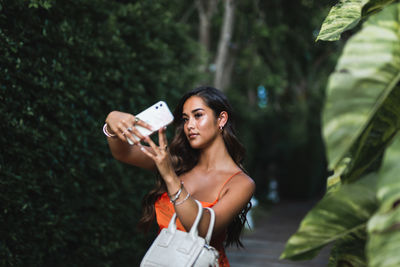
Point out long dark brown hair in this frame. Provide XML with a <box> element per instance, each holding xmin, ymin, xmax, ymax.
<box><xmin>138</xmin><ymin>86</ymin><xmax>252</xmax><ymax>247</ymax></box>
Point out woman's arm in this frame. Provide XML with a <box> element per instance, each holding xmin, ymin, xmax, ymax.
<box><xmin>199</xmin><ymin>174</ymin><xmax>255</xmax><ymax>235</ymax></box>
<box><xmin>174</xmin><ymin>173</ymin><xmax>255</xmax><ymax>237</ymax></box>
<box><xmin>105</xmin><ymin>111</ymin><xmax>156</xmax><ymax>171</ymax></box>
<box><xmin>140</xmin><ymin>129</ymin><xmax>255</xmax><ymax>238</ymax></box>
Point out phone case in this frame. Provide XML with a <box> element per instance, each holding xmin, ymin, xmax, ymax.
<box><xmin>127</xmin><ymin>101</ymin><xmax>174</xmax><ymax>144</ymax></box>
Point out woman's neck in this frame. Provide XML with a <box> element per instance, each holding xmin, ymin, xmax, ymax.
<box><xmin>197</xmin><ymin>136</ymin><xmax>235</xmax><ymax>172</ymax></box>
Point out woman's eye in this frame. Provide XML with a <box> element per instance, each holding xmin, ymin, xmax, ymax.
<box><xmin>182</xmin><ymin>117</ymin><xmax>188</xmax><ymax>123</ymax></box>
<box><xmin>194</xmin><ymin>113</ymin><xmax>203</xmax><ymax>118</ymax></box>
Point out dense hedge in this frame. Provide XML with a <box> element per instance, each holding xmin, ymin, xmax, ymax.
<box><xmin>0</xmin><ymin>0</ymin><xmax>199</xmax><ymax>266</ymax></box>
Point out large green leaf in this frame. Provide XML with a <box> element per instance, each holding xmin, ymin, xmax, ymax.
<box><xmin>317</xmin><ymin>0</ymin><xmax>395</xmax><ymax>41</ymax></box>
<box><xmin>367</xmin><ymin>229</ymin><xmax>400</xmax><ymax>267</ymax></box>
<box><xmin>375</xmin><ymin>135</ymin><xmax>400</xmax><ymax>212</ymax></box>
<box><xmin>364</xmin><ymin>0</ymin><xmax>398</xmax><ymax>17</ymax></box>
<box><xmin>322</xmin><ymin>3</ymin><xmax>400</xmax><ymax>186</ymax></box>
<box><xmin>340</xmin><ymin>83</ymin><xmax>400</xmax><ymax>184</ymax></box>
<box><xmin>280</xmin><ymin>174</ymin><xmax>378</xmax><ymax>260</ymax></box>
<box><xmin>366</xmin><ymin>135</ymin><xmax>400</xmax><ymax>267</ymax></box>
<box><xmin>328</xmin><ymin>228</ymin><xmax>367</xmax><ymax>266</ymax></box>
<box><xmin>317</xmin><ymin>0</ymin><xmax>369</xmax><ymax>41</ymax></box>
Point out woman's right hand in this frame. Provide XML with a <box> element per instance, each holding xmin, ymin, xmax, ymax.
<box><xmin>105</xmin><ymin>111</ymin><xmax>153</xmax><ymax>145</ymax></box>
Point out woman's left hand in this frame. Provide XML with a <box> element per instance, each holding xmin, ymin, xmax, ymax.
<box><xmin>140</xmin><ymin>127</ymin><xmax>176</xmax><ymax>181</ymax></box>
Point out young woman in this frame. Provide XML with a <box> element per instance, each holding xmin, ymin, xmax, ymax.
<box><xmin>104</xmin><ymin>86</ymin><xmax>255</xmax><ymax>266</ymax></box>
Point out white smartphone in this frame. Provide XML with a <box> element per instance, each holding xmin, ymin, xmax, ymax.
<box><xmin>127</xmin><ymin>101</ymin><xmax>174</xmax><ymax>144</ymax></box>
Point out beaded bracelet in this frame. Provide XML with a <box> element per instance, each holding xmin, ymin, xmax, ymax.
<box><xmin>103</xmin><ymin>123</ymin><xmax>116</xmax><ymax>137</ymax></box>
<box><xmin>174</xmin><ymin>191</ymin><xmax>191</xmax><ymax>206</ymax></box>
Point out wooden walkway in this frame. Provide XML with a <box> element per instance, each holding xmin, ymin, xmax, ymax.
<box><xmin>226</xmin><ymin>199</ymin><xmax>331</xmax><ymax>267</ymax></box>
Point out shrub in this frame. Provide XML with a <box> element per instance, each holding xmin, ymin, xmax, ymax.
<box><xmin>0</xmin><ymin>0</ymin><xmax>199</xmax><ymax>265</ymax></box>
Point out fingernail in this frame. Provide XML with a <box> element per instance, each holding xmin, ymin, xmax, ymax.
<box><xmin>163</xmin><ymin>126</ymin><xmax>167</xmax><ymax>130</ymax></box>
<box><xmin>127</xmin><ymin>137</ymin><xmax>133</xmax><ymax>145</ymax></box>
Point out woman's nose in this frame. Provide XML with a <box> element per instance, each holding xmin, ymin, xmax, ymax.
<box><xmin>187</xmin><ymin>117</ymin><xmax>195</xmax><ymax>129</ymax></box>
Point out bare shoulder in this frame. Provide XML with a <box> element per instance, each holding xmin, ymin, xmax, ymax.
<box><xmin>214</xmin><ymin>171</ymin><xmax>255</xmax><ymax>217</ymax></box>
<box><xmin>221</xmin><ymin>171</ymin><xmax>255</xmax><ymax>199</ymax></box>
<box><xmin>231</xmin><ymin>172</ymin><xmax>255</xmax><ymax>192</ymax></box>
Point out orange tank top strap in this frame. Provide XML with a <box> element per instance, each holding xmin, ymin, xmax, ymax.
<box><xmin>215</xmin><ymin>170</ymin><xmax>242</xmax><ymax>202</ymax></box>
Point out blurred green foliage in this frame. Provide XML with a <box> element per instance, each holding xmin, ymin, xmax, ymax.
<box><xmin>169</xmin><ymin>0</ymin><xmax>341</xmax><ymax>200</ymax></box>
<box><xmin>282</xmin><ymin>2</ymin><xmax>400</xmax><ymax>265</ymax></box>
<box><xmin>224</xmin><ymin>0</ymin><xmax>342</xmax><ymax>200</ymax></box>
<box><xmin>0</xmin><ymin>0</ymin><xmax>199</xmax><ymax>265</ymax></box>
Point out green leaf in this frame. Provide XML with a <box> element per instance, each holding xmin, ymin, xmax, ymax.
<box><xmin>375</xmin><ymin>135</ymin><xmax>400</xmax><ymax>212</ymax></box>
<box><xmin>366</xmin><ymin>135</ymin><xmax>400</xmax><ymax>267</ymax></box>
<box><xmin>317</xmin><ymin>0</ymin><xmax>395</xmax><ymax>41</ymax></box>
<box><xmin>328</xmin><ymin>228</ymin><xmax>367</xmax><ymax>267</ymax></box>
<box><xmin>363</xmin><ymin>0</ymin><xmax>397</xmax><ymax>17</ymax></box>
<box><xmin>317</xmin><ymin>0</ymin><xmax>370</xmax><ymax>41</ymax></box>
<box><xmin>322</xmin><ymin>3</ymin><xmax>400</xmax><ymax>185</ymax></box>
<box><xmin>280</xmin><ymin>174</ymin><xmax>378</xmax><ymax>260</ymax></box>
<box><xmin>28</xmin><ymin>0</ymin><xmax>53</xmax><ymax>9</ymax></box>
<box><xmin>367</xmin><ymin>227</ymin><xmax>400</xmax><ymax>267</ymax></box>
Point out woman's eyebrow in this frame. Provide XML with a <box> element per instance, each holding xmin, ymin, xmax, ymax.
<box><xmin>191</xmin><ymin>108</ymin><xmax>205</xmax><ymax>113</ymax></box>
<box><xmin>182</xmin><ymin>108</ymin><xmax>205</xmax><ymax>116</ymax></box>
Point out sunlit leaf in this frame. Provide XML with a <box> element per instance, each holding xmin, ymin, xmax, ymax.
<box><xmin>317</xmin><ymin>0</ymin><xmax>369</xmax><ymax>41</ymax></box>
<box><xmin>286</xmin><ymin>2</ymin><xmax>400</xmax><ymax>266</ymax></box>
<box><xmin>280</xmin><ymin>174</ymin><xmax>378</xmax><ymax>260</ymax></box>
<box><xmin>322</xmin><ymin>3</ymin><xmax>400</xmax><ymax>185</ymax></box>
<box><xmin>317</xmin><ymin>0</ymin><xmax>395</xmax><ymax>41</ymax></box>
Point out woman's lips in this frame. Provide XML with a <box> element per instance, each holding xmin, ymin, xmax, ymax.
<box><xmin>188</xmin><ymin>133</ymin><xmax>199</xmax><ymax>139</ymax></box>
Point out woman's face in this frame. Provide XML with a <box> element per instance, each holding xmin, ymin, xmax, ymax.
<box><xmin>182</xmin><ymin>96</ymin><xmax>220</xmax><ymax>149</ymax></box>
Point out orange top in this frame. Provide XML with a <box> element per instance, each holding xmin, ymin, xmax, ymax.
<box><xmin>154</xmin><ymin>171</ymin><xmax>242</xmax><ymax>267</ymax></box>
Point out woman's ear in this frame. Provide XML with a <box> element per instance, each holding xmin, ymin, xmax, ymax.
<box><xmin>218</xmin><ymin>111</ymin><xmax>228</xmax><ymax>128</ymax></box>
